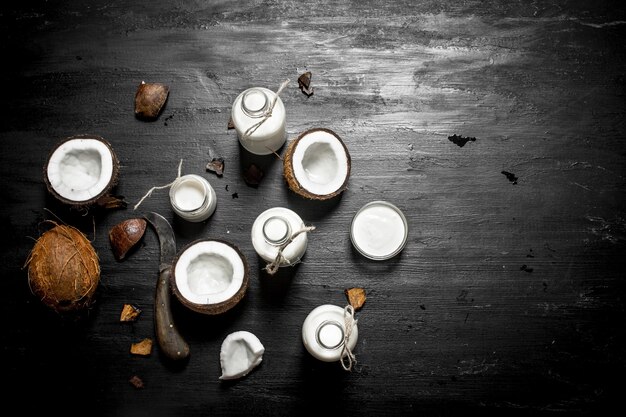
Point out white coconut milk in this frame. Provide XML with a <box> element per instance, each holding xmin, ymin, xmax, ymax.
<box><xmin>231</xmin><ymin>87</ymin><xmax>287</xmax><ymax>155</ymax></box>
<box><xmin>350</xmin><ymin>201</ymin><xmax>408</xmax><ymax>260</ymax></box>
<box><xmin>251</xmin><ymin>207</ymin><xmax>308</xmax><ymax>267</ymax></box>
<box><xmin>169</xmin><ymin>174</ymin><xmax>216</xmax><ymax>222</ymax></box>
<box><xmin>302</xmin><ymin>304</ymin><xmax>358</xmax><ymax>362</ymax></box>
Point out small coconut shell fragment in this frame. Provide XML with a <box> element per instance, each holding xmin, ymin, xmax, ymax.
<box><xmin>243</xmin><ymin>163</ymin><xmax>264</xmax><ymax>187</ymax></box>
<box><xmin>298</xmin><ymin>71</ymin><xmax>314</xmax><ymax>97</ymax></box>
<box><xmin>120</xmin><ymin>304</ymin><xmax>142</xmax><ymax>322</ymax></box>
<box><xmin>130</xmin><ymin>338</ymin><xmax>153</xmax><ymax>356</ymax></box>
<box><xmin>129</xmin><ymin>375</ymin><xmax>144</xmax><ymax>389</ymax></box>
<box><xmin>109</xmin><ymin>218</ymin><xmax>147</xmax><ymax>261</ymax></box>
<box><xmin>344</xmin><ymin>287</ymin><xmax>366</xmax><ymax>311</ymax></box>
<box><xmin>206</xmin><ymin>157</ymin><xmax>225</xmax><ymax>177</ymax></box>
<box><xmin>95</xmin><ymin>194</ymin><xmax>127</xmax><ymax>210</ymax></box>
<box><xmin>134</xmin><ymin>81</ymin><xmax>169</xmax><ymax>120</ymax></box>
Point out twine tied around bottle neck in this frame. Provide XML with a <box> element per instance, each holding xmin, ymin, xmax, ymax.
<box><xmin>264</xmin><ymin>224</ymin><xmax>315</xmax><ymax>275</ymax></box>
<box><xmin>133</xmin><ymin>159</ymin><xmax>183</xmax><ymax>210</ymax></box>
<box><xmin>340</xmin><ymin>305</ymin><xmax>357</xmax><ymax>372</ymax></box>
<box><xmin>242</xmin><ymin>79</ymin><xmax>290</xmax><ymax>140</ymax></box>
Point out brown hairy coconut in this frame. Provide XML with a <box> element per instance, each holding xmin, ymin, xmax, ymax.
<box><xmin>283</xmin><ymin>128</ymin><xmax>351</xmax><ymax>200</ymax></box>
<box><xmin>24</xmin><ymin>224</ymin><xmax>100</xmax><ymax>313</ymax></box>
<box><xmin>44</xmin><ymin>135</ymin><xmax>121</xmax><ymax>209</ymax></box>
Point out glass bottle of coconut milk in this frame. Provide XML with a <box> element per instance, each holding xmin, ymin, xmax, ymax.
<box><xmin>302</xmin><ymin>304</ymin><xmax>359</xmax><ymax>363</ymax></box>
<box><xmin>169</xmin><ymin>174</ymin><xmax>216</xmax><ymax>222</ymax></box>
<box><xmin>251</xmin><ymin>207</ymin><xmax>308</xmax><ymax>267</ymax></box>
<box><xmin>231</xmin><ymin>87</ymin><xmax>286</xmax><ymax>155</ymax></box>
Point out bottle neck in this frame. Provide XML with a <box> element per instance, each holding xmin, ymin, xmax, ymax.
<box><xmin>241</xmin><ymin>88</ymin><xmax>270</xmax><ymax>118</ymax></box>
<box><xmin>315</xmin><ymin>320</ymin><xmax>344</xmax><ymax>350</ymax></box>
<box><xmin>262</xmin><ymin>216</ymin><xmax>291</xmax><ymax>246</ymax></box>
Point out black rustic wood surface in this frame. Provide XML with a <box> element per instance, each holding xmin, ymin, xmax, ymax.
<box><xmin>1</xmin><ymin>1</ymin><xmax>625</xmax><ymax>415</ymax></box>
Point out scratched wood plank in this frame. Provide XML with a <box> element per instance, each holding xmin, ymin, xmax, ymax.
<box><xmin>1</xmin><ymin>0</ymin><xmax>625</xmax><ymax>415</ymax></box>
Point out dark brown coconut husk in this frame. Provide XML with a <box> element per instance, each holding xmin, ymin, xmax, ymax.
<box><xmin>24</xmin><ymin>223</ymin><xmax>100</xmax><ymax>313</ymax></box>
<box><xmin>43</xmin><ymin>135</ymin><xmax>121</xmax><ymax>209</ymax></box>
<box><xmin>283</xmin><ymin>128</ymin><xmax>351</xmax><ymax>200</ymax></box>
<box><xmin>170</xmin><ymin>239</ymin><xmax>249</xmax><ymax>315</ymax></box>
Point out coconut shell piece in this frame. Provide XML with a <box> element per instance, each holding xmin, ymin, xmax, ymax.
<box><xmin>120</xmin><ymin>304</ymin><xmax>142</xmax><ymax>322</ymax></box>
<box><xmin>24</xmin><ymin>224</ymin><xmax>100</xmax><ymax>313</ymax></box>
<box><xmin>243</xmin><ymin>163</ymin><xmax>264</xmax><ymax>187</ymax></box>
<box><xmin>298</xmin><ymin>71</ymin><xmax>314</xmax><ymax>97</ymax></box>
<box><xmin>206</xmin><ymin>157</ymin><xmax>225</xmax><ymax>177</ymax></box>
<box><xmin>109</xmin><ymin>218</ymin><xmax>147</xmax><ymax>261</ymax></box>
<box><xmin>134</xmin><ymin>81</ymin><xmax>169</xmax><ymax>120</ymax></box>
<box><xmin>129</xmin><ymin>375</ymin><xmax>144</xmax><ymax>389</ymax></box>
<box><xmin>130</xmin><ymin>338</ymin><xmax>153</xmax><ymax>356</ymax></box>
<box><xmin>344</xmin><ymin>287</ymin><xmax>366</xmax><ymax>311</ymax></box>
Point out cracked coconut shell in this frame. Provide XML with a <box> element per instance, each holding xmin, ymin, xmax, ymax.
<box><xmin>25</xmin><ymin>224</ymin><xmax>100</xmax><ymax>313</ymax></box>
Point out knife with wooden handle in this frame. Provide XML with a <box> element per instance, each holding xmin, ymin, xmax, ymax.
<box><xmin>144</xmin><ymin>212</ymin><xmax>190</xmax><ymax>361</ymax></box>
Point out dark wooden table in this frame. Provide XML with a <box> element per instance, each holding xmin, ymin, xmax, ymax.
<box><xmin>2</xmin><ymin>1</ymin><xmax>625</xmax><ymax>415</ymax></box>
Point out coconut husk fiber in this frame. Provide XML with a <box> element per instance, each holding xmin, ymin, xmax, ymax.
<box><xmin>25</xmin><ymin>223</ymin><xmax>100</xmax><ymax>313</ymax></box>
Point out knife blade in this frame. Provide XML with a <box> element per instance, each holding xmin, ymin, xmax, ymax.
<box><xmin>144</xmin><ymin>212</ymin><xmax>190</xmax><ymax>361</ymax></box>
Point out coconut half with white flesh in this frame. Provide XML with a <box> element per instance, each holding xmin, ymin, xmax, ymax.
<box><xmin>283</xmin><ymin>128</ymin><xmax>351</xmax><ymax>200</ymax></box>
<box><xmin>44</xmin><ymin>135</ymin><xmax>120</xmax><ymax>208</ymax></box>
<box><xmin>171</xmin><ymin>239</ymin><xmax>249</xmax><ymax>315</ymax></box>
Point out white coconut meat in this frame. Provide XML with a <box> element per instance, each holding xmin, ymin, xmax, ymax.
<box><xmin>290</xmin><ymin>129</ymin><xmax>349</xmax><ymax>197</ymax></box>
<box><xmin>46</xmin><ymin>137</ymin><xmax>115</xmax><ymax>203</ymax></box>
<box><xmin>219</xmin><ymin>331</ymin><xmax>265</xmax><ymax>380</ymax></box>
<box><xmin>173</xmin><ymin>240</ymin><xmax>245</xmax><ymax>306</ymax></box>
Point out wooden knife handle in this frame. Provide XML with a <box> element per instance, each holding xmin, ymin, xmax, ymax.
<box><xmin>154</xmin><ymin>267</ymin><xmax>190</xmax><ymax>361</ymax></box>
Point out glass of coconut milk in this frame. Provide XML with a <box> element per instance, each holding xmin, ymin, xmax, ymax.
<box><xmin>350</xmin><ymin>200</ymin><xmax>408</xmax><ymax>260</ymax></box>
<box><xmin>169</xmin><ymin>174</ymin><xmax>217</xmax><ymax>222</ymax></box>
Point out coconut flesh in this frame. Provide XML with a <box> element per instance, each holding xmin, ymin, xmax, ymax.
<box><xmin>283</xmin><ymin>128</ymin><xmax>351</xmax><ymax>200</ymax></box>
<box><xmin>25</xmin><ymin>224</ymin><xmax>100</xmax><ymax>313</ymax></box>
<box><xmin>219</xmin><ymin>331</ymin><xmax>265</xmax><ymax>380</ymax></box>
<box><xmin>172</xmin><ymin>240</ymin><xmax>249</xmax><ymax>315</ymax></box>
<box><xmin>45</xmin><ymin>135</ymin><xmax>119</xmax><ymax>207</ymax></box>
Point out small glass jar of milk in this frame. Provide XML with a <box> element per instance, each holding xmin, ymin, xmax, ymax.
<box><xmin>350</xmin><ymin>200</ymin><xmax>408</xmax><ymax>260</ymax></box>
<box><xmin>302</xmin><ymin>304</ymin><xmax>358</xmax><ymax>363</ymax></box>
<box><xmin>231</xmin><ymin>87</ymin><xmax>287</xmax><ymax>155</ymax></box>
<box><xmin>169</xmin><ymin>174</ymin><xmax>216</xmax><ymax>222</ymax></box>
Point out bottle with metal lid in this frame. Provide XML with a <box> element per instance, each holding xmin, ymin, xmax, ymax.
<box><xmin>251</xmin><ymin>207</ymin><xmax>308</xmax><ymax>268</ymax></box>
<box><xmin>231</xmin><ymin>86</ymin><xmax>287</xmax><ymax>155</ymax></box>
<box><xmin>168</xmin><ymin>174</ymin><xmax>216</xmax><ymax>222</ymax></box>
<box><xmin>302</xmin><ymin>304</ymin><xmax>358</xmax><ymax>363</ymax></box>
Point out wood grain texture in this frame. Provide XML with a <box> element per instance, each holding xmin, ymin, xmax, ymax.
<box><xmin>1</xmin><ymin>0</ymin><xmax>625</xmax><ymax>415</ymax></box>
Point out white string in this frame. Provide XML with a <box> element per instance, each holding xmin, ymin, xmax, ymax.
<box><xmin>340</xmin><ymin>305</ymin><xmax>357</xmax><ymax>371</ymax></box>
<box><xmin>133</xmin><ymin>159</ymin><xmax>183</xmax><ymax>210</ymax></box>
<box><xmin>243</xmin><ymin>79</ymin><xmax>290</xmax><ymax>139</ymax></box>
<box><xmin>264</xmin><ymin>225</ymin><xmax>315</xmax><ymax>275</ymax></box>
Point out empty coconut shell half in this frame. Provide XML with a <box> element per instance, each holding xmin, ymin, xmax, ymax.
<box><xmin>44</xmin><ymin>135</ymin><xmax>120</xmax><ymax>209</ymax></box>
<box><xmin>283</xmin><ymin>128</ymin><xmax>351</xmax><ymax>200</ymax></box>
<box><xmin>171</xmin><ymin>239</ymin><xmax>249</xmax><ymax>315</ymax></box>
